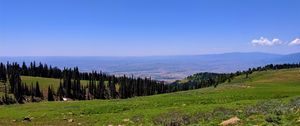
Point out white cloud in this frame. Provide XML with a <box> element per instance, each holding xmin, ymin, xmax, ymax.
<box><xmin>288</xmin><ymin>38</ymin><xmax>300</xmax><ymax>46</ymax></box>
<box><xmin>251</xmin><ymin>37</ymin><xmax>283</xmax><ymax>46</ymax></box>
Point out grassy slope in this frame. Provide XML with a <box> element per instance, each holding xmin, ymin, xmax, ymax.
<box><xmin>0</xmin><ymin>68</ymin><xmax>299</xmax><ymax>125</ymax></box>
<box><xmin>21</xmin><ymin>76</ymin><xmax>61</xmax><ymax>91</ymax></box>
<box><xmin>20</xmin><ymin>76</ymin><xmax>90</xmax><ymax>95</ymax></box>
<box><xmin>21</xmin><ymin>76</ymin><xmax>91</xmax><ymax>88</ymax></box>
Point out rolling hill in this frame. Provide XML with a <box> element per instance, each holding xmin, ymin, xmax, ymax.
<box><xmin>0</xmin><ymin>68</ymin><xmax>299</xmax><ymax>125</ymax></box>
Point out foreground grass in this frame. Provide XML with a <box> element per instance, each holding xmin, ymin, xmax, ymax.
<box><xmin>0</xmin><ymin>68</ymin><xmax>300</xmax><ymax>125</ymax></box>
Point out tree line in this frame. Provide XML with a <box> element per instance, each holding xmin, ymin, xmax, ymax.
<box><xmin>0</xmin><ymin>62</ymin><xmax>300</xmax><ymax>105</ymax></box>
<box><xmin>169</xmin><ymin>63</ymin><xmax>300</xmax><ymax>91</ymax></box>
<box><xmin>0</xmin><ymin>62</ymin><xmax>44</xmax><ymax>104</ymax></box>
<box><xmin>0</xmin><ymin>62</ymin><xmax>167</xmax><ymax>104</ymax></box>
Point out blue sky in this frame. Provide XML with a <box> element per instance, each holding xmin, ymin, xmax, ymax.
<box><xmin>0</xmin><ymin>0</ymin><xmax>299</xmax><ymax>56</ymax></box>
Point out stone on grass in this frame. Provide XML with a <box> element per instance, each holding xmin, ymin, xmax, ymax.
<box><xmin>123</xmin><ymin>118</ymin><xmax>130</xmax><ymax>122</ymax></box>
<box><xmin>68</xmin><ymin>119</ymin><xmax>74</xmax><ymax>123</ymax></box>
<box><xmin>23</xmin><ymin>116</ymin><xmax>31</xmax><ymax>121</ymax></box>
<box><xmin>220</xmin><ymin>116</ymin><xmax>240</xmax><ymax>126</ymax></box>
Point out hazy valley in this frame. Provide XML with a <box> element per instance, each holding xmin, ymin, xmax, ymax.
<box><xmin>2</xmin><ymin>52</ymin><xmax>299</xmax><ymax>81</ymax></box>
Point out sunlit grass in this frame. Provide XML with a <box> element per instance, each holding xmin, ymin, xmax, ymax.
<box><xmin>0</xmin><ymin>68</ymin><xmax>299</xmax><ymax>125</ymax></box>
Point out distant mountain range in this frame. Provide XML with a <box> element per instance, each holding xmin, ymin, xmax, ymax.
<box><xmin>1</xmin><ymin>52</ymin><xmax>299</xmax><ymax>81</ymax></box>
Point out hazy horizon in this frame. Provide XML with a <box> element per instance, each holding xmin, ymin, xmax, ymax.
<box><xmin>0</xmin><ymin>51</ymin><xmax>298</xmax><ymax>57</ymax></box>
<box><xmin>1</xmin><ymin>52</ymin><xmax>299</xmax><ymax>81</ymax></box>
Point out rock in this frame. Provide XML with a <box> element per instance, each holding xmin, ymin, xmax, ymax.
<box><xmin>220</xmin><ymin>117</ymin><xmax>240</xmax><ymax>126</ymax></box>
<box><xmin>11</xmin><ymin>120</ymin><xmax>16</xmax><ymax>122</ymax></box>
<box><xmin>68</xmin><ymin>119</ymin><xmax>74</xmax><ymax>123</ymax></box>
<box><xmin>297</xmin><ymin>117</ymin><xmax>300</xmax><ymax>122</ymax></box>
<box><xmin>123</xmin><ymin>118</ymin><xmax>130</xmax><ymax>122</ymax></box>
<box><xmin>31</xmin><ymin>97</ymin><xmax>42</xmax><ymax>102</ymax></box>
<box><xmin>265</xmin><ymin>115</ymin><xmax>280</xmax><ymax>124</ymax></box>
<box><xmin>23</xmin><ymin>117</ymin><xmax>31</xmax><ymax>121</ymax></box>
<box><xmin>63</xmin><ymin>98</ymin><xmax>68</xmax><ymax>101</ymax></box>
<box><xmin>78</xmin><ymin>123</ymin><xmax>82</xmax><ymax>125</ymax></box>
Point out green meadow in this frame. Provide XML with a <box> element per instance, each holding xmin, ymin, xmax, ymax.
<box><xmin>0</xmin><ymin>68</ymin><xmax>300</xmax><ymax>125</ymax></box>
<box><xmin>20</xmin><ymin>76</ymin><xmax>90</xmax><ymax>94</ymax></box>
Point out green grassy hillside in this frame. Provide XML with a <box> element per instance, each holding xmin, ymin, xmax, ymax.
<box><xmin>20</xmin><ymin>76</ymin><xmax>90</xmax><ymax>92</ymax></box>
<box><xmin>0</xmin><ymin>68</ymin><xmax>300</xmax><ymax>125</ymax></box>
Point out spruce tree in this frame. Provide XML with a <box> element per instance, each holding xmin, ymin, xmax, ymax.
<box><xmin>57</xmin><ymin>82</ymin><xmax>64</xmax><ymax>101</ymax></box>
<box><xmin>35</xmin><ymin>81</ymin><xmax>42</xmax><ymax>98</ymax></box>
<box><xmin>47</xmin><ymin>86</ymin><xmax>55</xmax><ymax>101</ymax></box>
<box><xmin>108</xmin><ymin>78</ymin><xmax>117</xmax><ymax>99</ymax></box>
<box><xmin>0</xmin><ymin>63</ymin><xmax>7</xmax><ymax>82</ymax></box>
